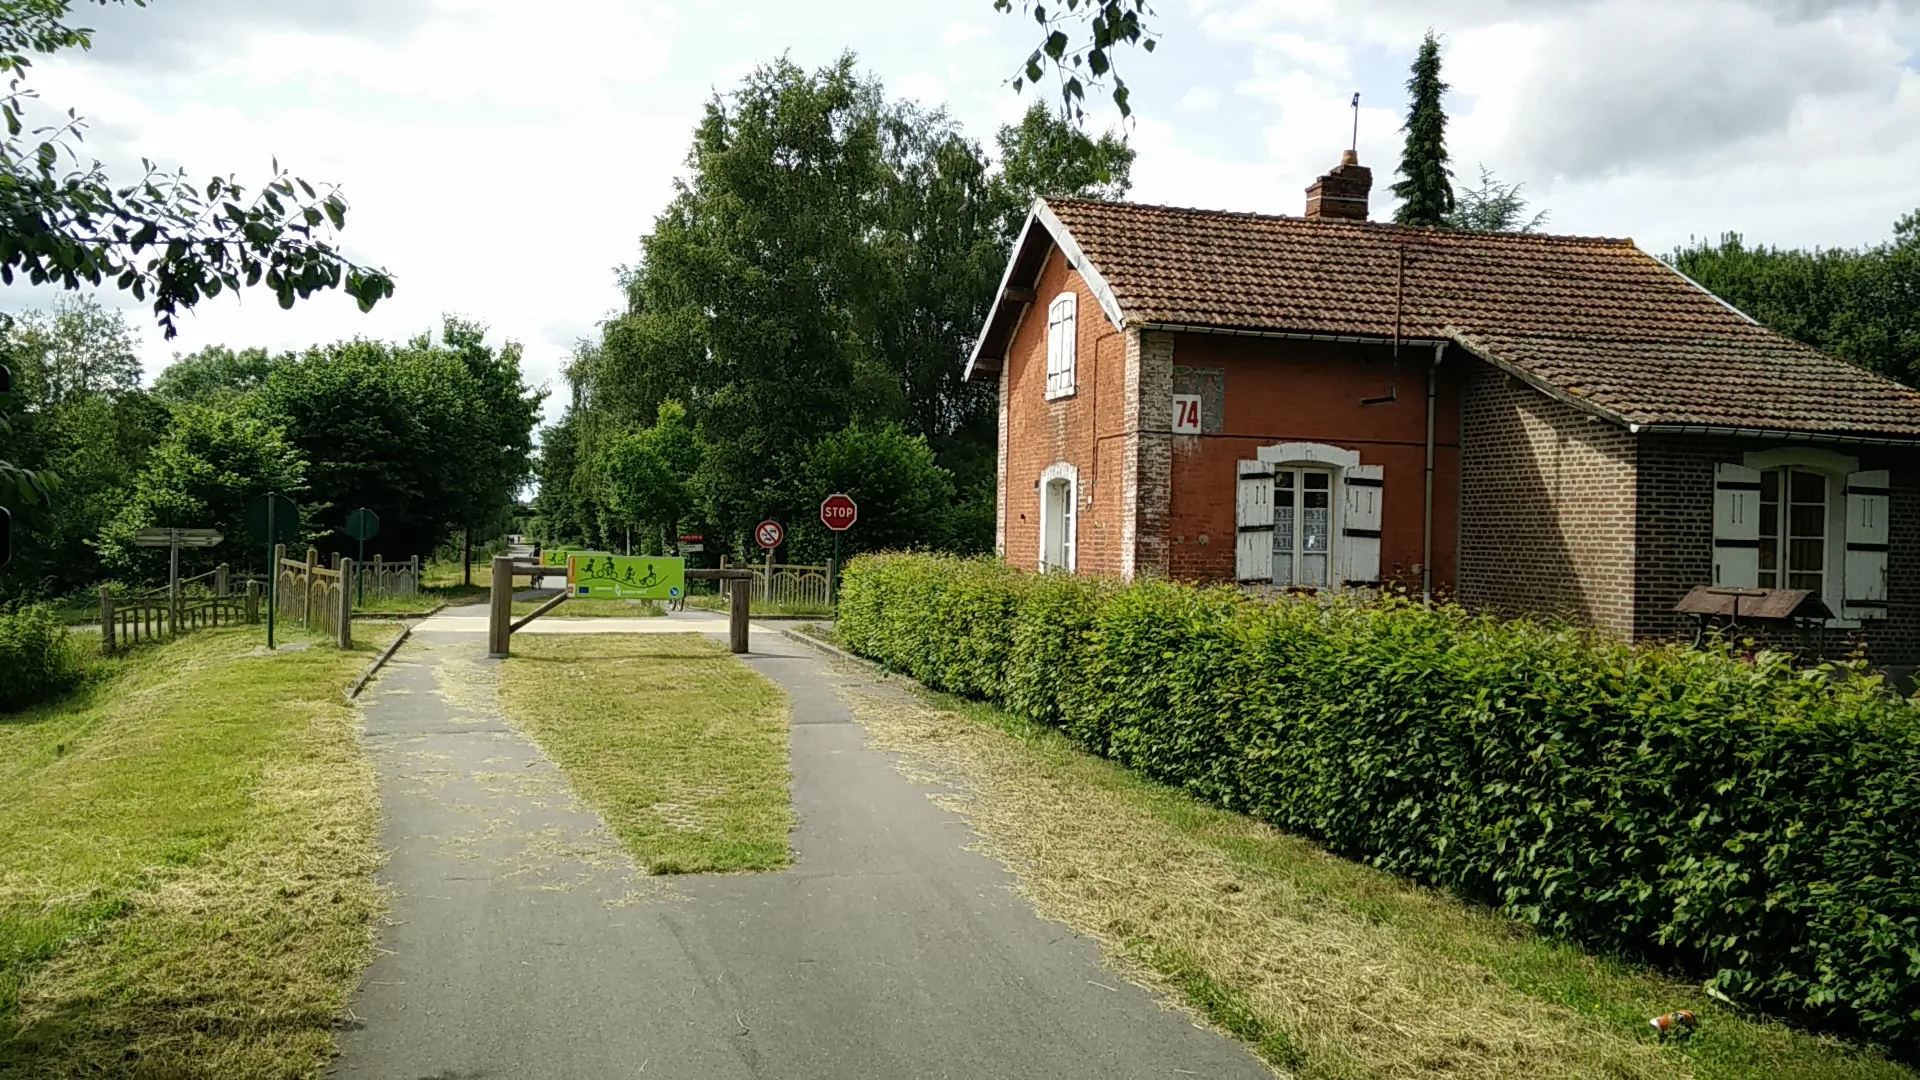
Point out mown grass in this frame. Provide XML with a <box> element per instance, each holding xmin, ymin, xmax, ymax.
<box><xmin>497</xmin><ymin>633</ymin><xmax>792</xmax><ymax>873</ymax></box>
<box><xmin>0</xmin><ymin>628</ymin><xmax>381</xmax><ymax>1078</ymax></box>
<box><xmin>508</xmin><ymin>596</ymin><xmax>664</xmax><ymax>618</ymax></box>
<box><xmin>835</xmin><ymin>675</ymin><xmax>1915</xmax><ymax>1080</ymax></box>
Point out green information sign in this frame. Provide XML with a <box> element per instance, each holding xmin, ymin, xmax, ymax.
<box><xmin>568</xmin><ymin>554</ymin><xmax>685</xmax><ymax>600</ymax></box>
<box><xmin>543</xmin><ymin>547</ymin><xmax>608</xmax><ymax>567</ymax></box>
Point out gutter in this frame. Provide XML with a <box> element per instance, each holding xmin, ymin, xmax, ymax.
<box><xmin>1135</xmin><ymin>323</ymin><xmax>1449</xmax><ymax>348</ymax></box>
<box><xmin>1627</xmin><ymin>423</ymin><xmax>1920</xmax><ymax>447</ymax></box>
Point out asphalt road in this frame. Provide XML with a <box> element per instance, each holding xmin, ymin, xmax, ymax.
<box><xmin>332</xmin><ymin>618</ymin><xmax>1268</xmax><ymax>1079</ymax></box>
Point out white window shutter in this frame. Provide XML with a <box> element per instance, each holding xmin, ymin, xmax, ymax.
<box><xmin>1235</xmin><ymin>460</ymin><xmax>1274</xmax><ymax>583</ymax></box>
<box><xmin>1340</xmin><ymin>464</ymin><xmax>1384</xmax><ymax>587</ymax></box>
<box><xmin>1064</xmin><ymin>479</ymin><xmax>1079</xmax><ymax>573</ymax></box>
<box><xmin>1845</xmin><ymin>469</ymin><xmax>1890</xmax><ymax>619</ymax></box>
<box><xmin>1060</xmin><ymin>295</ymin><xmax>1077</xmax><ymax>394</ymax></box>
<box><xmin>1713</xmin><ymin>463</ymin><xmax>1761</xmax><ymax>588</ymax></box>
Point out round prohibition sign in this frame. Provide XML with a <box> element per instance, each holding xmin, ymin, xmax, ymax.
<box><xmin>756</xmin><ymin>519</ymin><xmax>784</xmax><ymax>550</ymax></box>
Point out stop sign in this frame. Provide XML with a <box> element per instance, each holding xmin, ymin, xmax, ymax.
<box><xmin>820</xmin><ymin>493</ymin><xmax>858</xmax><ymax>532</ymax></box>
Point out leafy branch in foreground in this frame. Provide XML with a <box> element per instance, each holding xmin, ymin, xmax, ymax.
<box><xmin>0</xmin><ymin>0</ymin><xmax>393</xmax><ymax>338</ymax></box>
<box><xmin>995</xmin><ymin>0</ymin><xmax>1156</xmax><ymax>121</ymax></box>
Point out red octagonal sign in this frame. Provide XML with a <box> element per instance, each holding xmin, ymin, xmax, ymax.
<box><xmin>820</xmin><ymin>493</ymin><xmax>858</xmax><ymax>532</ymax></box>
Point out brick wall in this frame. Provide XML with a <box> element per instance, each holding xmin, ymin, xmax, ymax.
<box><xmin>1163</xmin><ymin>333</ymin><xmax>1463</xmax><ymax>588</ymax></box>
<box><xmin>1001</xmin><ymin>247</ymin><xmax>1129</xmax><ymax>575</ymax></box>
<box><xmin>1633</xmin><ymin>433</ymin><xmax>1920</xmax><ymax>667</ymax></box>
<box><xmin>1122</xmin><ymin>330</ymin><xmax>1174</xmax><ymax>578</ymax></box>
<box><xmin>1457</xmin><ymin>364</ymin><xmax>1638</xmax><ymax>635</ymax></box>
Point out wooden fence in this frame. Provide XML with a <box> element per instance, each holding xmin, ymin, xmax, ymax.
<box><xmin>359</xmin><ymin>554</ymin><xmax>421</xmax><ymax>599</ymax></box>
<box><xmin>275</xmin><ymin>545</ymin><xmax>354</xmax><ymax>647</ymax></box>
<box><xmin>100</xmin><ymin>563</ymin><xmax>258</xmax><ymax>652</ymax></box>
<box><xmin>719</xmin><ymin>557</ymin><xmax>833</xmax><ymax>610</ymax></box>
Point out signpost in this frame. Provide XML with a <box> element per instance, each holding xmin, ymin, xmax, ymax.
<box><xmin>820</xmin><ymin>493</ymin><xmax>857</xmax><ymax>607</ymax></box>
<box><xmin>678</xmin><ymin>533</ymin><xmax>705</xmax><ymax>554</ymax></box>
<box><xmin>245</xmin><ymin>492</ymin><xmax>300</xmax><ymax>650</ymax></box>
<box><xmin>755</xmin><ymin>521</ymin><xmax>783</xmax><ymax>601</ymax></box>
<box><xmin>133</xmin><ymin>527</ymin><xmax>224</xmax><ymax>633</ymax></box>
<box><xmin>345</xmin><ymin>507</ymin><xmax>380</xmax><ymax>606</ymax></box>
<box><xmin>566</xmin><ymin>554</ymin><xmax>686</xmax><ymax>601</ymax></box>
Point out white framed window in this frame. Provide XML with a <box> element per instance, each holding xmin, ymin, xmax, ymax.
<box><xmin>1039</xmin><ymin>461</ymin><xmax>1078</xmax><ymax>572</ymax></box>
<box><xmin>1044</xmin><ymin>292</ymin><xmax>1077</xmax><ymax>400</ymax></box>
<box><xmin>1236</xmin><ymin>444</ymin><xmax>1381</xmax><ymax>588</ymax></box>
<box><xmin>1713</xmin><ymin>451</ymin><xmax>1888</xmax><ymax>621</ymax></box>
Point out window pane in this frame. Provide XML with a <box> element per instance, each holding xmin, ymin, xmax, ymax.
<box><xmin>1789</xmin><ymin>537</ymin><xmax>1824</xmax><ymax>574</ymax></box>
<box><xmin>1760</xmin><ymin>502</ymin><xmax>1777</xmax><ymax>540</ymax></box>
<box><xmin>1302</xmin><ymin>505</ymin><xmax>1330</xmax><ymax>553</ymax></box>
<box><xmin>1301</xmin><ymin>553</ymin><xmax>1328</xmax><ymax>588</ymax></box>
<box><xmin>1759</xmin><ymin>536</ymin><xmax>1778</xmax><ymax>572</ymax></box>
<box><xmin>1789</xmin><ymin>572</ymin><xmax>1823</xmax><ymax>592</ymax></box>
<box><xmin>1273</xmin><ymin>505</ymin><xmax>1295</xmax><ymax>555</ymax></box>
<box><xmin>1759</xmin><ymin>570</ymin><xmax>1778</xmax><ymax>588</ymax></box>
<box><xmin>1304</xmin><ymin>473</ymin><xmax>1330</xmax><ymax>490</ymax></box>
<box><xmin>1789</xmin><ymin>504</ymin><xmax>1825</xmax><ymax>539</ymax></box>
<box><xmin>1790</xmin><ymin>469</ymin><xmax>1826</xmax><ymax>504</ymax></box>
<box><xmin>1274</xmin><ymin>555</ymin><xmax>1294</xmax><ymax>587</ymax></box>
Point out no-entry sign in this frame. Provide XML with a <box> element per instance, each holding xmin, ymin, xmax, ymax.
<box><xmin>755</xmin><ymin>520</ymin><xmax>784</xmax><ymax>550</ymax></box>
<box><xmin>820</xmin><ymin>493</ymin><xmax>858</xmax><ymax>532</ymax></box>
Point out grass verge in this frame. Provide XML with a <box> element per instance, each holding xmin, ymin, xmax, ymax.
<box><xmin>497</xmin><ymin>633</ymin><xmax>792</xmax><ymax>873</ymax></box>
<box><xmin>0</xmin><ymin>628</ymin><xmax>380</xmax><ymax>1078</ymax></box>
<box><xmin>686</xmin><ymin>592</ymin><xmax>834</xmax><ymax>618</ymax></box>
<box><xmin>831</xmin><ymin>674</ymin><xmax>1914</xmax><ymax>1080</ymax></box>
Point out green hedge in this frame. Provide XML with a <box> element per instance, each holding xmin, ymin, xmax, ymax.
<box><xmin>838</xmin><ymin>552</ymin><xmax>1920</xmax><ymax>1051</ymax></box>
<box><xmin>0</xmin><ymin>603</ymin><xmax>85</xmax><ymax>712</ymax></box>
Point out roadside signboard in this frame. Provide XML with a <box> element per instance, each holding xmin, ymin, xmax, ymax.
<box><xmin>245</xmin><ymin>493</ymin><xmax>301</xmax><ymax>545</ymax></box>
<box><xmin>678</xmin><ymin>533</ymin><xmax>705</xmax><ymax>553</ymax></box>
<box><xmin>567</xmin><ymin>554</ymin><xmax>685</xmax><ymax>600</ymax></box>
<box><xmin>543</xmin><ymin>548</ymin><xmax>609</xmax><ymax>567</ymax></box>
<box><xmin>820</xmin><ymin>493</ymin><xmax>858</xmax><ymax>532</ymax></box>
<box><xmin>755</xmin><ymin>520</ymin><xmax>784</xmax><ymax>550</ymax></box>
<box><xmin>133</xmin><ymin>527</ymin><xmax>223</xmax><ymax>548</ymax></box>
<box><xmin>345</xmin><ymin>508</ymin><xmax>380</xmax><ymax>541</ymax></box>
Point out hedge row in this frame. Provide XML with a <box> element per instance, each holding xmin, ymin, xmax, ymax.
<box><xmin>837</xmin><ymin>552</ymin><xmax>1920</xmax><ymax>1051</ymax></box>
<box><xmin>0</xmin><ymin>604</ymin><xmax>85</xmax><ymax>712</ymax></box>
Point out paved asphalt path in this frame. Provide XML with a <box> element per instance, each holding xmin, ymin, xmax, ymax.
<box><xmin>332</xmin><ymin>606</ymin><xmax>1268</xmax><ymax>1079</ymax></box>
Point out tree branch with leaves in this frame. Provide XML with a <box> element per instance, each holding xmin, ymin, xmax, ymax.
<box><xmin>996</xmin><ymin>0</ymin><xmax>1157</xmax><ymax>121</ymax></box>
<box><xmin>0</xmin><ymin>0</ymin><xmax>393</xmax><ymax>339</ymax></box>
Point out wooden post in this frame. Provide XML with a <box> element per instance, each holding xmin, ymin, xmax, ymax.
<box><xmin>488</xmin><ymin>554</ymin><xmax>513</xmax><ymax>659</ymax></box>
<box><xmin>304</xmin><ymin>547</ymin><xmax>318</xmax><ymax>627</ymax></box>
<box><xmin>216</xmin><ymin>563</ymin><xmax>229</xmax><ymax>597</ymax></box>
<box><xmin>728</xmin><ymin>576</ymin><xmax>749</xmax><ymax>655</ymax></box>
<box><xmin>463</xmin><ymin>529</ymin><xmax>472</xmax><ymax>587</ymax></box>
<box><xmin>337</xmin><ymin>557</ymin><xmax>354</xmax><ymax>649</ymax></box>
<box><xmin>100</xmin><ymin>585</ymin><xmax>114</xmax><ymax>652</ymax></box>
<box><xmin>246</xmin><ymin>580</ymin><xmax>260</xmax><ymax>624</ymax></box>
<box><xmin>410</xmin><ymin>555</ymin><xmax>421</xmax><ymax>596</ymax></box>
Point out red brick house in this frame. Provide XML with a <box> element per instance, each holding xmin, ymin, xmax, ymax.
<box><xmin>966</xmin><ymin>151</ymin><xmax>1920</xmax><ymax>665</ymax></box>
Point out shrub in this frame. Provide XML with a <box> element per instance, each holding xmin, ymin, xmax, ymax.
<box><xmin>0</xmin><ymin>603</ymin><xmax>85</xmax><ymax>711</ymax></box>
<box><xmin>836</xmin><ymin>553</ymin><xmax>1920</xmax><ymax>1052</ymax></box>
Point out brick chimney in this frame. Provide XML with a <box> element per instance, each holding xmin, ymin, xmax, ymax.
<box><xmin>1304</xmin><ymin>149</ymin><xmax>1371</xmax><ymax>221</ymax></box>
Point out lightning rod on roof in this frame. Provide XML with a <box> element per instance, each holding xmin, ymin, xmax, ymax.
<box><xmin>1351</xmin><ymin>92</ymin><xmax>1360</xmax><ymax>154</ymax></box>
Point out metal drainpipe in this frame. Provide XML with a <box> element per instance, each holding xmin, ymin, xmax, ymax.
<box><xmin>1423</xmin><ymin>341</ymin><xmax>1446</xmax><ymax>605</ymax></box>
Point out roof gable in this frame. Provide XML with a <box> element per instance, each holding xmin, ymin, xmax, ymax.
<box><xmin>967</xmin><ymin>197</ymin><xmax>1920</xmax><ymax>441</ymax></box>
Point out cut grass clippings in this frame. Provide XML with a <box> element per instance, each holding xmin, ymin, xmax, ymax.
<box><xmin>0</xmin><ymin>627</ymin><xmax>381</xmax><ymax>1078</ymax></box>
<box><xmin>831</xmin><ymin>673</ymin><xmax>1915</xmax><ymax>1080</ymax></box>
<box><xmin>497</xmin><ymin>633</ymin><xmax>792</xmax><ymax>873</ymax></box>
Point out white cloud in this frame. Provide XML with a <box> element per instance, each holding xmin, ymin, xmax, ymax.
<box><xmin>941</xmin><ymin>21</ymin><xmax>991</xmax><ymax>45</ymax></box>
<box><xmin>1179</xmin><ymin>85</ymin><xmax>1222</xmax><ymax>110</ymax></box>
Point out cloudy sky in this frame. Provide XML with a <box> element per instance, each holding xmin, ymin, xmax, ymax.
<box><xmin>12</xmin><ymin>0</ymin><xmax>1920</xmax><ymax>424</ymax></box>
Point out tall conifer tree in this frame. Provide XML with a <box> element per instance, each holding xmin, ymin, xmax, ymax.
<box><xmin>1392</xmin><ymin>31</ymin><xmax>1454</xmax><ymax>227</ymax></box>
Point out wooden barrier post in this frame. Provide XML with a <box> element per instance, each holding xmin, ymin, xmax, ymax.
<box><xmin>100</xmin><ymin>585</ymin><xmax>114</xmax><ymax>652</ymax></box>
<box><xmin>245</xmin><ymin>580</ymin><xmax>260</xmax><ymax>624</ymax></box>
<box><xmin>487</xmin><ymin>554</ymin><xmax>513</xmax><ymax>659</ymax></box>
<box><xmin>304</xmin><ymin>548</ymin><xmax>318</xmax><ymax>627</ymax></box>
<box><xmin>216</xmin><ymin>563</ymin><xmax>229</xmax><ymax>597</ymax></box>
<box><xmin>729</xmin><ymin>576</ymin><xmax>750</xmax><ymax>655</ymax></box>
<box><xmin>337</xmin><ymin>557</ymin><xmax>354</xmax><ymax>648</ymax></box>
<box><xmin>411</xmin><ymin>555</ymin><xmax>421</xmax><ymax>596</ymax></box>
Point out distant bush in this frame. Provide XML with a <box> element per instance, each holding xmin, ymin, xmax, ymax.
<box><xmin>0</xmin><ymin>603</ymin><xmax>85</xmax><ymax>711</ymax></box>
<box><xmin>838</xmin><ymin>552</ymin><xmax>1920</xmax><ymax>1052</ymax></box>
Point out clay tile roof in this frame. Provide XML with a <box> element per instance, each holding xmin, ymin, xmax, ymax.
<box><xmin>996</xmin><ymin>197</ymin><xmax>1920</xmax><ymax>439</ymax></box>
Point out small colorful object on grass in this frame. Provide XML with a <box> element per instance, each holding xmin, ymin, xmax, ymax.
<box><xmin>1649</xmin><ymin>1010</ymin><xmax>1697</xmax><ymax>1037</ymax></box>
